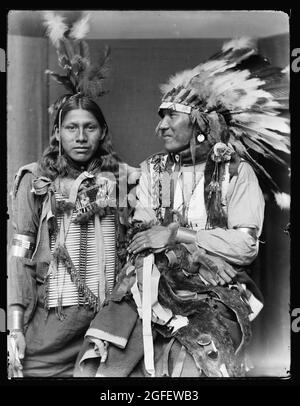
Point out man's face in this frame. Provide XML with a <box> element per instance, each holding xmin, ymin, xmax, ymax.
<box><xmin>57</xmin><ymin>109</ymin><xmax>103</xmax><ymax>163</ymax></box>
<box><xmin>157</xmin><ymin>109</ymin><xmax>193</xmax><ymax>153</ymax></box>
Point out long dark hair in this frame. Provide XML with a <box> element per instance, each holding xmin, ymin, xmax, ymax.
<box><xmin>38</xmin><ymin>94</ymin><xmax>122</xmax><ymax>179</ymax></box>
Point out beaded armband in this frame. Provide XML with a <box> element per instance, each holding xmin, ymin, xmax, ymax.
<box><xmin>11</xmin><ymin>234</ymin><xmax>36</xmax><ymax>259</ymax></box>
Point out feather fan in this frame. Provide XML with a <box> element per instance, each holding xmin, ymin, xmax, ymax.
<box><xmin>43</xmin><ymin>11</ymin><xmax>110</xmax><ymax>100</ymax></box>
<box><xmin>43</xmin><ymin>11</ymin><xmax>68</xmax><ymax>47</ymax></box>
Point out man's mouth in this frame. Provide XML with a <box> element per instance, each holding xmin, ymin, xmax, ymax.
<box><xmin>73</xmin><ymin>147</ymin><xmax>89</xmax><ymax>151</ymax></box>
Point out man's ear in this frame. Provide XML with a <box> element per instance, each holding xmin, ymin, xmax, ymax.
<box><xmin>54</xmin><ymin>126</ymin><xmax>60</xmax><ymax>142</ymax></box>
<box><xmin>100</xmin><ymin>126</ymin><xmax>107</xmax><ymax>141</ymax></box>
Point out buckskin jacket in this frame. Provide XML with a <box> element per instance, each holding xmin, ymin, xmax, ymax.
<box><xmin>8</xmin><ymin>160</ymin><xmax>132</xmax><ymax>329</ymax></box>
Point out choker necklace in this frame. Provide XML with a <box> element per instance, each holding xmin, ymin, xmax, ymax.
<box><xmin>64</xmin><ymin>155</ymin><xmax>102</xmax><ymax>177</ymax></box>
<box><xmin>168</xmin><ymin>140</ymin><xmax>212</xmax><ymax>167</ymax></box>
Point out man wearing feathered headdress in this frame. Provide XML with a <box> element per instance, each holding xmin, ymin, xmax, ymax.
<box><xmin>75</xmin><ymin>37</ymin><xmax>290</xmax><ymax>378</ymax></box>
<box><xmin>7</xmin><ymin>12</ymin><xmax>137</xmax><ymax>378</ymax></box>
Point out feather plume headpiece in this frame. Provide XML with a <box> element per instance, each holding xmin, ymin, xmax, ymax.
<box><xmin>43</xmin><ymin>11</ymin><xmax>111</xmax><ymax>112</ymax></box>
<box><xmin>158</xmin><ymin>37</ymin><xmax>290</xmax><ymax>209</ymax></box>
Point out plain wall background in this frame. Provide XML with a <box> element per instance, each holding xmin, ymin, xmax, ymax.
<box><xmin>49</xmin><ymin>38</ymin><xmax>233</xmax><ymax>166</ymax></box>
<box><xmin>7</xmin><ymin>12</ymin><xmax>290</xmax><ymax>376</ymax></box>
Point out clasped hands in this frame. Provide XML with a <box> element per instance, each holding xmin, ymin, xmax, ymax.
<box><xmin>127</xmin><ymin>225</ymin><xmax>237</xmax><ymax>286</ymax></box>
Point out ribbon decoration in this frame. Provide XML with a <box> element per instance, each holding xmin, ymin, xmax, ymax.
<box><xmin>142</xmin><ymin>254</ymin><xmax>156</xmax><ymax>377</ymax></box>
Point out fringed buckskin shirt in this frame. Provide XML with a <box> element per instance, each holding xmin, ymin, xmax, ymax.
<box><xmin>132</xmin><ymin>153</ymin><xmax>265</xmax><ymax>320</ymax></box>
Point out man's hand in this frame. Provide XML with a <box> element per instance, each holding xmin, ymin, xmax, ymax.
<box><xmin>90</xmin><ymin>338</ymin><xmax>108</xmax><ymax>363</ymax></box>
<box><xmin>127</xmin><ymin>224</ymin><xmax>178</xmax><ymax>254</ymax></box>
<box><xmin>215</xmin><ymin>262</ymin><xmax>237</xmax><ymax>286</ymax></box>
<box><xmin>10</xmin><ymin>330</ymin><xmax>26</xmax><ymax>360</ymax></box>
<box><xmin>8</xmin><ymin>330</ymin><xmax>26</xmax><ymax>377</ymax></box>
<box><xmin>192</xmin><ymin>251</ymin><xmax>238</xmax><ymax>286</ymax></box>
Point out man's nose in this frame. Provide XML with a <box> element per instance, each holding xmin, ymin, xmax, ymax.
<box><xmin>76</xmin><ymin>127</ymin><xmax>87</xmax><ymax>142</ymax></box>
<box><xmin>159</xmin><ymin>115</ymin><xmax>170</xmax><ymax>130</ymax></box>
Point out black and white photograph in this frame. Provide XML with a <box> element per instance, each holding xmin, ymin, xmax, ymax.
<box><xmin>3</xmin><ymin>9</ymin><xmax>296</xmax><ymax>390</ymax></box>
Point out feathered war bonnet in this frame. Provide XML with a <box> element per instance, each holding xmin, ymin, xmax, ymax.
<box><xmin>42</xmin><ymin>11</ymin><xmax>111</xmax><ymax>131</ymax></box>
<box><xmin>158</xmin><ymin>37</ymin><xmax>290</xmax><ymax>228</ymax></box>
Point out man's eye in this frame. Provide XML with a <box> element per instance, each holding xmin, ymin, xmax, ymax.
<box><xmin>87</xmin><ymin>125</ymin><xmax>97</xmax><ymax>131</ymax></box>
<box><xmin>65</xmin><ymin>125</ymin><xmax>76</xmax><ymax>131</ymax></box>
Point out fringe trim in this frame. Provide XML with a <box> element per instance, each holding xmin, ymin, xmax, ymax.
<box><xmin>205</xmin><ymin>159</ymin><xmax>228</xmax><ymax>229</ymax></box>
<box><xmin>43</xmin><ymin>276</ymin><xmax>50</xmax><ymax>321</ymax></box>
<box><xmin>56</xmin><ymin>295</ymin><xmax>67</xmax><ymax>320</ymax></box>
<box><xmin>52</xmin><ymin>244</ymin><xmax>99</xmax><ymax>312</ymax></box>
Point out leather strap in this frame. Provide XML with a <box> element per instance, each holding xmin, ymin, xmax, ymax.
<box><xmin>171</xmin><ymin>345</ymin><xmax>187</xmax><ymax>377</ymax></box>
<box><xmin>165</xmin><ymin>249</ymin><xmax>178</xmax><ymax>266</ymax></box>
<box><xmin>161</xmin><ymin>337</ymin><xmax>176</xmax><ymax>377</ymax></box>
<box><xmin>131</xmin><ymin>278</ymin><xmax>143</xmax><ymax>319</ymax></box>
<box><xmin>94</xmin><ymin>215</ymin><xmax>106</xmax><ymax>307</ymax></box>
<box><xmin>142</xmin><ymin>254</ymin><xmax>155</xmax><ymax>377</ymax></box>
<box><xmin>151</xmin><ymin>264</ymin><xmax>173</xmax><ymax>325</ymax></box>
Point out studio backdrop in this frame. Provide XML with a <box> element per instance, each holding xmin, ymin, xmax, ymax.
<box><xmin>7</xmin><ymin>10</ymin><xmax>290</xmax><ymax>376</ymax></box>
